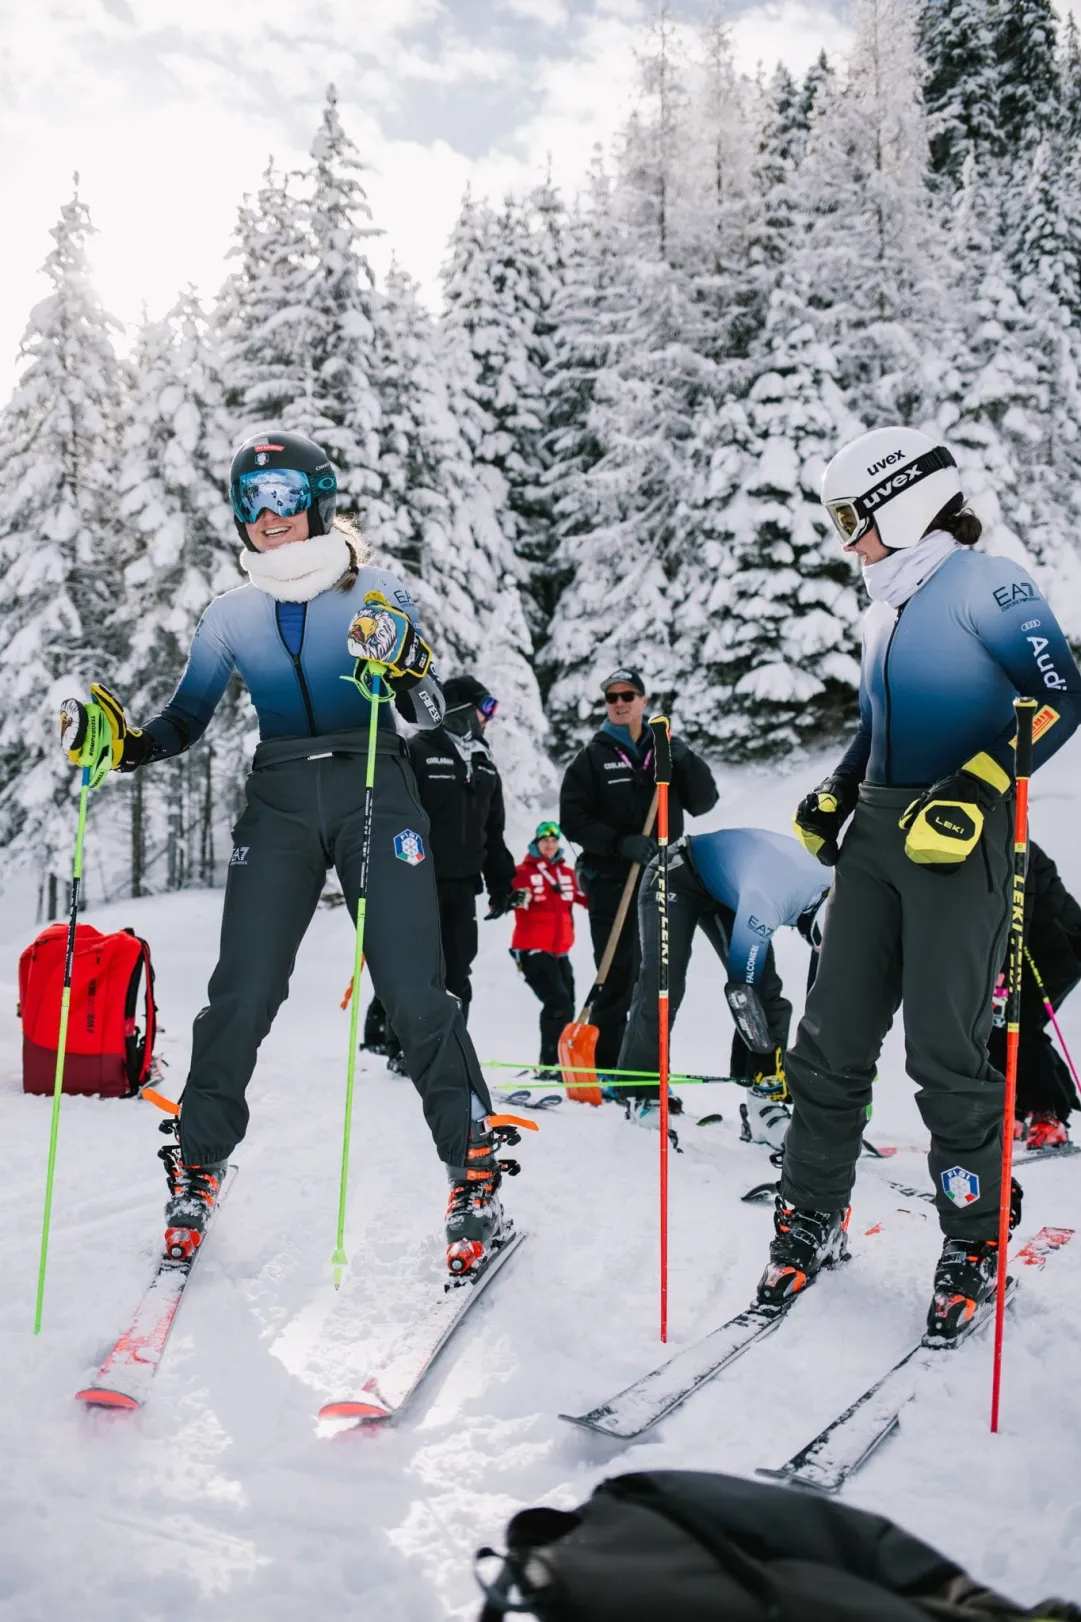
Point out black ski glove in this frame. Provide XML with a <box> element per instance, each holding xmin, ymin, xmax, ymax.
<box><xmin>618</xmin><ymin>834</ymin><xmax>658</xmax><ymax>866</ymax></box>
<box><xmin>725</xmin><ymin>982</ymin><xmax>774</xmax><ymax>1053</ymax></box>
<box><xmin>485</xmin><ymin>889</ymin><xmax>527</xmax><ymax>921</ymax></box>
<box><xmin>793</xmin><ymin>774</ymin><xmax>859</xmax><ymax>867</ymax></box>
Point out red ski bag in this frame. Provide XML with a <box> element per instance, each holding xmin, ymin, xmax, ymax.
<box><xmin>19</xmin><ymin>923</ymin><xmax>157</xmax><ymax>1098</ymax></box>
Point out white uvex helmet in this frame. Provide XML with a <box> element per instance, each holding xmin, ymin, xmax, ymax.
<box><xmin>821</xmin><ymin>426</ymin><xmax>963</xmax><ymax>551</ymax></box>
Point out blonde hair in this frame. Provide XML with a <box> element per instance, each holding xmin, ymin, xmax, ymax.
<box><xmin>332</xmin><ymin>513</ymin><xmax>372</xmax><ymax>589</ymax></box>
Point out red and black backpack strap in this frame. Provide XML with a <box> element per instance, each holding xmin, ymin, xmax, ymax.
<box><xmin>121</xmin><ymin>929</ymin><xmax>157</xmax><ymax>1093</ymax></box>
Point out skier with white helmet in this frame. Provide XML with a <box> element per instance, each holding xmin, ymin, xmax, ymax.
<box><xmin>756</xmin><ymin>426</ymin><xmax>1081</xmax><ymax>1343</ymax></box>
<box><xmin>60</xmin><ymin>431</ymin><xmax>527</xmax><ymax>1280</ymax></box>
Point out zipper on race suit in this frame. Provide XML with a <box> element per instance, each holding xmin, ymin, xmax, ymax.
<box><xmin>882</xmin><ymin>602</ymin><xmax>907</xmax><ymax>783</ymax></box>
<box><xmin>275</xmin><ymin>604</ymin><xmax>318</xmax><ymax>736</ymax></box>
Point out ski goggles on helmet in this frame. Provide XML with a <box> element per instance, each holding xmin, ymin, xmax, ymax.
<box><xmin>231</xmin><ymin>467</ymin><xmax>313</xmax><ymax>526</ymax></box>
<box><xmin>479</xmin><ymin>694</ymin><xmax>499</xmax><ymax>719</ymax></box>
<box><xmin>535</xmin><ymin>821</ymin><xmax>561</xmax><ymax>841</ymax></box>
<box><xmin>824</xmin><ymin>446</ymin><xmax>958</xmax><ymax>547</ymax></box>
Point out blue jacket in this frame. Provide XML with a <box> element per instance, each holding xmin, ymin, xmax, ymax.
<box><xmin>144</xmin><ymin>565</ymin><xmax>434</xmax><ymax>756</ymax></box>
<box><xmin>838</xmin><ymin>550</ymin><xmax>1081</xmax><ymax>786</ymax></box>
<box><xmin>686</xmin><ymin>828</ymin><xmax>828</xmax><ymax>987</ymax></box>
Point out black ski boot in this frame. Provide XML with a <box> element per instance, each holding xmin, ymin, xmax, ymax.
<box><xmin>444</xmin><ymin>1116</ymin><xmax>523</xmax><ymax>1281</ymax></box>
<box><xmin>924</xmin><ymin>1237</ymin><xmax>1001</xmax><ymax>1347</ymax></box>
<box><xmin>157</xmin><ymin>1122</ymin><xmax>228</xmax><ymax>1262</ymax></box>
<box><xmin>757</xmin><ymin>1197</ymin><xmax>850</xmax><ymax>1307</ymax></box>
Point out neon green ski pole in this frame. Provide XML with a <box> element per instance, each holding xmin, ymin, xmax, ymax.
<box><xmin>331</xmin><ymin>663</ymin><xmax>386</xmax><ymax>1288</ymax></box>
<box><xmin>35</xmin><ymin>702</ymin><xmax>111</xmax><ymax>1333</ymax></box>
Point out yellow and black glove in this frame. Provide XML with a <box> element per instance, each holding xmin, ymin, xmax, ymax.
<box><xmin>793</xmin><ymin>774</ymin><xmax>858</xmax><ymax>867</ymax></box>
<box><xmin>346</xmin><ymin>592</ymin><xmax>433</xmax><ymax>687</ymax></box>
<box><xmin>899</xmin><ymin>752</ymin><xmax>1011</xmax><ymax>873</ymax></box>
<box><xmin>59</xmin><ymin>684</ymin><xmax>156</xmax><ymax>776</ymax></box>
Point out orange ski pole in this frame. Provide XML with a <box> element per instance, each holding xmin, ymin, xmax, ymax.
<box><xmin>991</xmin><ymin>696</ymin><xmax>1036</xmax><ymax>1432</ymax></box>
<box><xmin>650</xmin><ymin>715</ymin><xmax>672</xmax><ymax>1343</ymax></box>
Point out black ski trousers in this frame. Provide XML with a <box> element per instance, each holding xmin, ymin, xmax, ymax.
<box><xmin>619</xmin><ymin>850</ymin><xmax>792</xmax><ymax>1099</ymax></box>
<box><xmin>587</xmin><ymin>873</ymin><xmax>642</xmax><ymax>1072</ymax></box>
<box><xmin>782</xmin><ymin>784</ymin><xmax>1012</xmax><ymax>1241</ymax></box>
<box><xmin>180</xmin><ymin>730</ymin><xmax>490</xmax><ymax>1170</ymax></box>
<box><xmin>368</xmin><ymin>877</ymin><xmax>479</xmax><ymax>1059</ymax></box>
<box><xmin>514</xmin><ymin>951</ymin><xmax>576</xmax><ymax>1067</ymax></box>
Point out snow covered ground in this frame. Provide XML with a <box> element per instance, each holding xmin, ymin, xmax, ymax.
<box><xmin>1</xmin><ymin>747</ymin><xmax>1080</xmax><ymax>1621</ymax></box>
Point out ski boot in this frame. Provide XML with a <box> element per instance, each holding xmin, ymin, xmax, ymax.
<box><xmin>923</xmin><ymin>1237</ymin><xmax>1001</xmax><ymax>1347</ymax></box>
<box><xmin>757</xmin><ymin>1197</ymin><xmax>850</xmax><ymax>1307</ymax></box>
<box><xmin>157</xmin><ymin>1121</ymin><xmax>228</xmax><ymax>1261</ymax></box>
<box><xmin>924</xmin><ymin>1178</ymin><xmax>1022</xmax><ymax>1346</ymax></box>
<box><xmin>1025</xmin><ymin>1111</ymin><xmax>1069</xmax><ymax>1152</ymax></box>
<box><xmin>740</xmin><ymin>1078</ymin><xmax>791</xmax><ymax>1151</ymax></box>
<box><xmin>445</xmin><ymin>1115</ymin><xmax>523</xmax><ymax>1281</ymax></box>
<box><xmin>386</xmin><ymin>1050</ymin><xmax>409</xmax><ymax>1077</ymax></box>
<box><xmin>623</xmin><ymin>1092</ymin><xmax>683</xmax><ymax>1150</ymax></box>
<box><xmin>1012</xmin><ymin>1115</ymin><xmax>1027</xmax><ymax>1143</ymax></box>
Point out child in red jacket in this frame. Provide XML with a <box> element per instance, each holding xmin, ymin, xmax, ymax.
<box><xmin>511</xmin><ymin>821</ymin><xmax>587</xmax><ymax>1072</ymax></box>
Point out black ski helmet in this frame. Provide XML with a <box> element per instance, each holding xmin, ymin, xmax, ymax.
<box><xmin>228</xmin><ymin>430</ymin><xmax>338</xmax><ymax>547</ymax></box>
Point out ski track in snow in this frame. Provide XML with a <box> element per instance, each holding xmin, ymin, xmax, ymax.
<box><xmin>1</xmin><ymin>752</ymin><xmax>1080</xmax><ymax>1619</ymax></box>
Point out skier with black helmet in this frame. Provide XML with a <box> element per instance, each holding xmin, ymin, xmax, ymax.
<box><xmin>363</xmin><ymin>671</ymin><xmax>517</xmax><ymax>1067</ymax></box>
<box><xmin>60</xmin><ymin>431</ymin><xmax>524</xmax><ymax>1280</ymax></box>
<box><xmin>756</xmin><ymin>425</ymin><xmax>1081</xmax><ymax>1344</ymax></box>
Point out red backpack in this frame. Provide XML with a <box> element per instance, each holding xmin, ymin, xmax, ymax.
<box><xmin>19</xmin><ymin>923</ymin><xmax>157</xmax><ymax>1098</ymax></box>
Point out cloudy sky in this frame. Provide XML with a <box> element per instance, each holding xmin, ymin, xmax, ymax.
<box><xmin>0</xmin><ymin>0</ymin><xmax>845</xmax><ymax>397</ymax></box>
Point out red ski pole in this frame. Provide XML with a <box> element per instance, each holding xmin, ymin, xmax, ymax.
<box><xmin>649</xmin><ymin>715</ymin><xmax>672</xmax><ymax>1343</ymax></box>
<box><xmin>991</xmin><ymin>695</ymin><xmax>1037</xmax><ymax>1433</ymax></box>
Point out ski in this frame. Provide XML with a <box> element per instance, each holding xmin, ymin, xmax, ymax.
<box><xmin>75</xmin><ymin>1166</ymin><xmax>238</xmax><ymax>1411</ymax></box>
<box><xmin>318</xmin><ymin>1227</ymin><xmax>527</xmax><ymax>1428</ymax></box>
<box><xmin>559</xmin><ymin>1297</ymin><xmax>801</xmax><ymax>1441</ymax></box>
<box><xmin>1016</xmin><ymin>1141</ymin><xmax>1081</xmax><ymax>1164</ymax></box>
<box><xmin>494</xmin><ymin>1085</ymin><xmax>564</xmax><ymax>1111</ymax></box>
<box><xmin>757</xmin><ymin>1225</ymin><xmax>1074</xmax><ymax>1493</ymax></box>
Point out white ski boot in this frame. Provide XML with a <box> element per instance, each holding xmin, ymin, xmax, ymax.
<box><xmin>740</xmin><ymin>1076</ymin><xmax>791</xmax><ymax>1151</ymax></box>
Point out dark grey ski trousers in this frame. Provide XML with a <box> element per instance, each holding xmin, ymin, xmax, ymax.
<box><xmin>179</xmin><ymin>729</ymin><xmax>491</xmax><ymax>1169</ymax></box>
<box><xmin>782</xmin><ymin>784</ymin><xmax>1012</xmax><ymax>1241</ymax></box>
<box><xmin>618</xmin><ymin>846</ymin><xmax>792</xmax><ymax>1098</ymax></box>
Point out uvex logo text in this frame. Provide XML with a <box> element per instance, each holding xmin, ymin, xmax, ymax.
<box><xmin>866</xmin><ymin>450</ymin><xmax>907</xmax><ymax>475</ymax></box>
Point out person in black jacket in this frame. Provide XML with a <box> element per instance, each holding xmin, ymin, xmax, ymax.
<box><xmin>365</xmin><ymin>674</ymin><xmax>517</xmax><ymax>1065</ymax></box>
<box><xmin>989</xmin><ymin>839</ymin><xmax>1081</xmax><ymax>1149</ymax></box>
<box><xmin>559</xmin><ymin>667</ymin><xmax>719</xmax><ymax>1073</ymax></box>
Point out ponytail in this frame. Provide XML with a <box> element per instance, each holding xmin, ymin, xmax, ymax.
<box><xmin>927</xmin><ymin>494</ymin><xmax>982</xmax><ymax>547</ymax></box>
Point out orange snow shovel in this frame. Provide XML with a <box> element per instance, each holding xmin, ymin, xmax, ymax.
<box><xmin>558</xmin><ymin>792</ymin><xmax>658</xmax><ymax>1104</ymax></box>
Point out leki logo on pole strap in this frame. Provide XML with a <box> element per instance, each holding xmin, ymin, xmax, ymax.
<box><xmin>393</xmin><ymin>829</ymin><xmax>426</xmax><ymax>866</ymax></box>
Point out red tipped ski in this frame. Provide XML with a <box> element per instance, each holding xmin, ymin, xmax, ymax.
<box><xmin>76</xmin><ymin>1167</ymin><xmax>236</xmax><ymax>1411</ymax></box>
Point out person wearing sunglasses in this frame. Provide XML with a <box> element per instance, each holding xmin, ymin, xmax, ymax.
<box><xmin>363</xmin><ymin>673</ymin><xmax>518</xmax><ymax>1068</ymax></box>
<box><xmin>506</xmin><ymin>822</ymin><xmax>588</xmax><ymax>1083</ymax></box>
<box><xmin>757</xmin><ymin>424</ymin><xmax>1081</xmax><ymax>1345</ymax></box>
<box><xmin>61</xmin><ymin>431</ymin><xmax>524</xmax><ymax>1280</ymax></box>
<box><xmin>559</xmin><ymin>667</ymin><xmax>718</xmax><ymax>1081</ymax></box>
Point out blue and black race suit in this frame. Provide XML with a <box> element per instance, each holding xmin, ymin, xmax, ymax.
<box><xmin>835</xmin><ymin>550</ymin><xmax>1081</xmax><ymax>786</ymax></box>
<box><xmin>142</xmin><ymin>565</ymin><xmax>433</xmax><ymax>755</ymax></box>
<box><xmin>686</xmin><ymin>829</ymin><xmax>828</xmax><ymax>988</ymax></box>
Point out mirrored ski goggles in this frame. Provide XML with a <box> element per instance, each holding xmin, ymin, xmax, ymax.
<box><xmin>535</xmin><ymin>821</ymin><xmax>561</xmax><ymax>841</ymax></box>
<box><xmin>231</xmin><ymin>467</ymin><xmax>313</xmax><ymax>525</ymax></box>
<box><xmin>825</xmin><ymin>498</ymin><xmax>870</xmax><ymax>545</ymax></box>
<box><xmin>479</xmin><ymin>694</ymin><xmax>499</xmax><ymax>719</ymax></box>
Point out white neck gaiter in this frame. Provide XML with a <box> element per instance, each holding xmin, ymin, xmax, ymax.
<box><xmin>239</xmin><ymin>533</ymin><xmax>353</xmax><ymax>602</ymax></box>
<box><xmin>861</xmin><ymin>529</ymin><xmax>960</xmax><ymax>610</ymax></box>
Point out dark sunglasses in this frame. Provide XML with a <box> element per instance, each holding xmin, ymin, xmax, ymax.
<box><xmin>605</xmin><ymin>690</ymin><xmax>640</xmax><ymax>705</ymax></box>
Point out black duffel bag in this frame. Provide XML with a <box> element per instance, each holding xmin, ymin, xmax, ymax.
<box><xmin>475</xmin><ymin>1470</ymin><xmax>1079</xmax><ymax>1622</ymax></box>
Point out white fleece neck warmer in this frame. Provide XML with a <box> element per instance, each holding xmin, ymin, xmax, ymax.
<box><xmin>239</xmin><ymin>533</ymin><xmax>352</xmax><ymax>602</ymax></box>
<box><xmin>861</xmin><ymin>529</ymin><xmax>960</xmax><ymax>610</ymax></box>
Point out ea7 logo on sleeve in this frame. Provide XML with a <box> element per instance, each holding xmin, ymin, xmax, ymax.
<box><xmin>993</xmin><ymin>581</ymin><xmax>1036</xmax><ymax>611</ymax></box>
<box><xmin>229</xmin><ymin>846</ymin><xmax>250</xmax><ymax>867</ymax></box>
<box><xmin>393</xmin><ymin>828</ymin><xmax>426</xmax><ymax>866</ymax></box>
<box><xmin>941</xmin><ymin>1165</ymin><xmax>980</xmax><ymax>1206</ymax></box>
